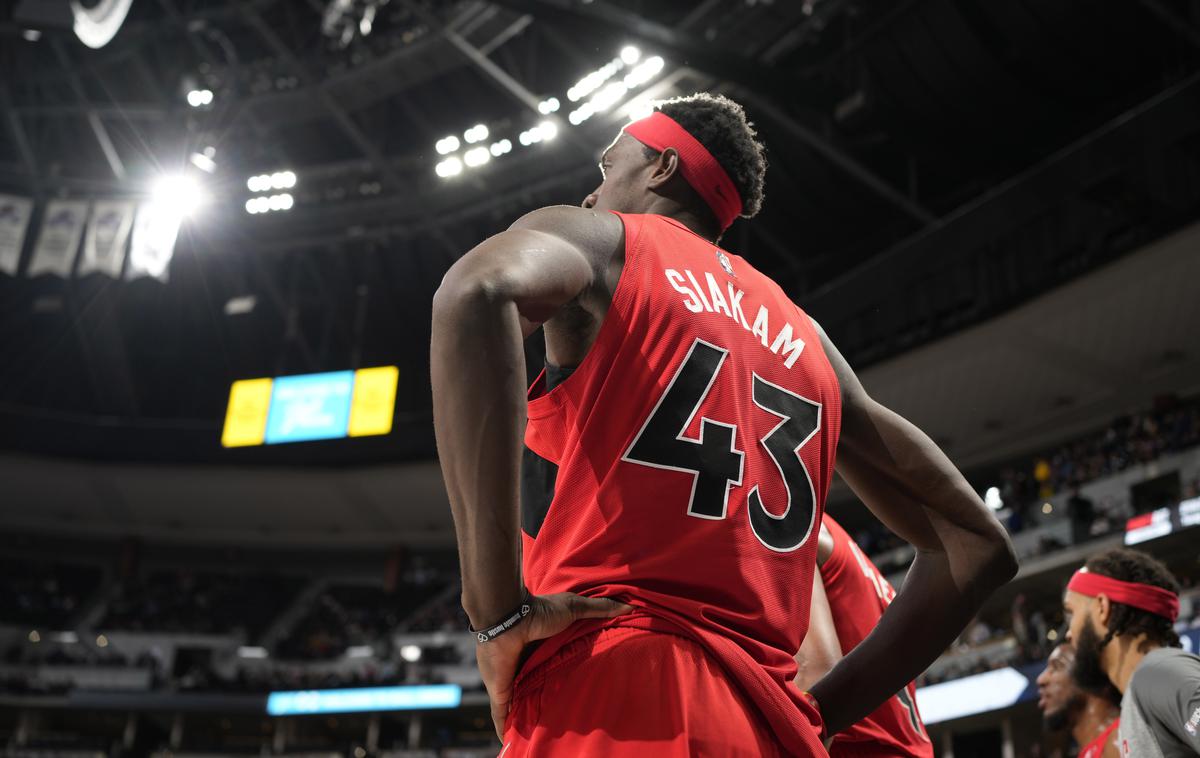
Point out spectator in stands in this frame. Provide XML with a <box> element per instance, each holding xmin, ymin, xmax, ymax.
<box><xmin>1035</xmin><ymin>642</ymin><xmax>1120</xmax><ymax>757</ymax></box>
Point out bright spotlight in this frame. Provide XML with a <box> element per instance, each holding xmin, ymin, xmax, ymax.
<box><xmin>435</xmin><ymin>157</ymin><xmax>463</xmax><ymax>177</ymax></box>
<box><xmin>187</xmin><ymin>89</ymin><xmax>213</xmax><ymax>107</ymax></box>
<box><xmin>278</xmin><ymin>193</ymin><xmax>294</xmax><ymax>210</ymax></box>
<box><xmin>278</xmin><ymin>170</ymin><xmax>296</xmax><ymax>188</ymax></box>
<box><xmin>436</xmin><ymin>136</ymin><xmax>460</xmax><ymax>155</ymax></box>
<box><xmin>538</xmin><ymin>97</ymin><xmax>560</xmax><ymax>115</ymax></box>
<box><xmin>464</xmin><ymin>146</ymin><xmax>490</xmax><ymax>167</ymax></box>
<box><xmin>244</xmin><ymin>199</ymin><xmax>258</xmax><ymax>214</ymax></box>
<box><xmin>400</xmin><ymin>644</ymin><xmax>422</xmax><ymax>662</ymax></box>
<box><xmin>591</xmin><ymin>82</ymin><xmax>628</xmax><ymax>112</ymax></box>
<box><xmin>625</xmin><ymin>56</ymin><xmax>665</xmax><ymax>88</ymax></box>
<box><xmin>151</xmin><ymin>175</ymin><xmax>206</xmax><ymax>218</ymax></box>
<box><xmin>984</xmin><ymin>486</ymin><xmax>1003</xmax><ymax>512</ymax></box>
<box><xmin>538</xmin><ymin>121</ymin><xmax>558</xmax><ymax>141</ymax></box>
<box><xmin>620</xmin><ymin>46</ymin><xmax>641</xmax><ymax>64</ymax></box>
<box><xmin>464</xmin><ymin>124</ymin><xmax>489</xmax><ymax>144</ymax></box>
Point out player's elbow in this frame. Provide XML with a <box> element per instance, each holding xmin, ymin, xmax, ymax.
<box><xmin>969</xmin><ymin>518</ymin><xmax>1019</xmax><ymax>590</ymax></box>
<box><xmin>433</xmin><ymin>259</ymin><xmax>515</xmax><ymax>320</ymax></box>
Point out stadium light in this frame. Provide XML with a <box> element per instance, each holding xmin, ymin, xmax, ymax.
<box><xmin>984</xmin><ymin>487</ymin><xmax>1003</xmax><ymax>511</ymax></box>
<box><xmin>464</xmin><ymin>124</ymin><xmax>489</xmax><ymax>144</ymax></box>
<box><xmin>538</xmin><ymin>121</ymin><xmax>558</xmax><ymax>141</ymax></box>
<box><xmin>621</xmin><ymin>45</ymin><xmax>641</xmax><ymax>64</ymax></box>
<box><xmin>435</xmin><ymin>157</ymin><xmax>463</xmax><ymax>177</ymax></box>
<box><xmin>400</xmin><ymin>644</ymin><xmax>422</xmax><ymax>662</ymax></box>
<box><xmin>463</xmin><ymin>146</ymin><xmax>490</xmax><ymax>167</ymax></box>
<box><xmin>538</xmin><ymin>97</ymin><xmax>560</xmax><ymax>114</ymax></box>
<box><xmin>568</xmin><ymin>58</ymin><xmax>624</xmax><ymax>102</ymax></box>
<box><xmin>151</xmin><ymin>174</ymin><xmax>207</xmax><ymax>218</ymax></box>
<box><xmin>186</xmin><ymin>88</ymin><xmax>213</xmax><ymax>107</ymax></box>
<box><xmin>624</xmin><ymin>56</ymin><xmax>664</xmax><ymax>88</ymax></box>
<box><xmin>489</xmin><ymin>139</ymin><xmax>513</xmax><ymax>157</ymax></box>
<box><xmin>435</xmin><ymin>135</ymin><xmax>460</xmax><ymax>155</ymax></box>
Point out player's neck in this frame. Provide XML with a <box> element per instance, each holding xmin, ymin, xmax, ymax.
<box><xmin>1072</xmin><ymin>697</ymin><xmax>1119</xmax><ymax>748</ymax></box>
<box><xmin>642</xmin><ymin>197</ymin><xmax>720</xmax><ymax>242</ymax></box>
<box><xmin>1106</xmin><ymin>634</ymin><xmax>1156</xmax><ymax>692</ymax></box>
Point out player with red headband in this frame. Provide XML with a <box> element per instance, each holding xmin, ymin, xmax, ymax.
<box><xmin>1063</xmin><ymin>548</ymin><xmax>1200</xmax><ymax>757</ymax></box>
<box><xmin>431</xmin><ymin>92</ymin><xmax>1016</xmax><ymax>755</ymax></box>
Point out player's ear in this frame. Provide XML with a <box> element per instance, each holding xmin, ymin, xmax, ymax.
<box><xmin>1093</xmin><ymin>594</ymin><xmax>1112</xmax><ymax>629</ymax></box>
<box><xmin>646</xmin><ymin>147</ymin><xmax>681</xmax><ymax>189</ymax></box>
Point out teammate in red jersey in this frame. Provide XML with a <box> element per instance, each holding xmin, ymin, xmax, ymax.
<box><xmin>795</xmin><ymin>514</ymin><xmax>934</xmax><ymax>757</ymax></box>
<box><xmin>1035</xmin><ymin>643</ymin><xmax>1120</xmax><ymax>758</ymax></box>
<box><xmin>431</xmin><ymin>92</ymin><xmax>1016</xmax><ymax>755</ymax></box>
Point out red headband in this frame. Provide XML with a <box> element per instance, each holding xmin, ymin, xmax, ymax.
<box><xmin>1067</xmin><ymin>568</ymin><xmax>1179</xmax><ymax>622</ymax></box>
<box><xmin>623</xmin><ymin>112</ymin><xmax>742</xmax><ymax>231</ymax></box>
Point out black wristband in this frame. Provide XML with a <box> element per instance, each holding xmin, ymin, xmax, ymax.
<box><xmin>470</xmin><ymin>591</ymin><xmax>533</xmax><ymax>644</ymax></box>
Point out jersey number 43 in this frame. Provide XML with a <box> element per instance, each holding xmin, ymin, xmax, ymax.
<box><xmin>622</xmin><ymin>338</ymin><xmax>822</xmax><ymax>553</ymax></box>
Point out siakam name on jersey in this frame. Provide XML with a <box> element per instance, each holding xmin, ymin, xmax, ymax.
<box><xmin>664</xmin><ymin>267</ymin><xmax>806</xmax><ymax>369</ymax></box>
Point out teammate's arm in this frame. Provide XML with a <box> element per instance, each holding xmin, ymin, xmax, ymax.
<box><xmin>807</xmin><ymin>323</ymin><xmax>1018</xmax><ymax>735</ymax></box>
<box><xmin>795</xmin><ymin>526</ymin><xmax>842</xmax><ymax>692</ymax></box>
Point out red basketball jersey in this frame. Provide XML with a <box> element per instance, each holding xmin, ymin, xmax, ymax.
<box><xmin>820</xmin><ymin>515</ymin><xmax>933</xmax><ymax>757</ymax></box>
<box><xmin>518</xmin><ymin>212</ymin><xmax>842</xmax><ymax>755</ymax></box>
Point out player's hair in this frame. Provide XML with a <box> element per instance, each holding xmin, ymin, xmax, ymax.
<box><xmin>1085</xmin><ymin>548</ymin><xmax>1181</xmax><ymax>652</ymax></box>
<box><xmin>643</xmin><ymin>93</ymin><xmax>767</xmax><ymax>223</ymax></box>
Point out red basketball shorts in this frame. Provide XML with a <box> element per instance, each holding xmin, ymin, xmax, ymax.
<box><xmin>499</xmin><ymin>625</ymin><xmax>786</xmax><ymax>757</ymax></box>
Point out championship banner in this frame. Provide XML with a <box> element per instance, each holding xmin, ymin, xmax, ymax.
<box><xmin>28</xmin><ymin>199</ymin><xmax>88</xmax><ymax>277</ymax></box>
<box><xmin>126</xmin><ymin>201</ymin><xmax>180</xmax><ymax>282</ymax></box>
<box><xmin>79</xmin><ymin>200</ymin><xmax>135</xmax><ymax>278</ymax></box>
<box><xmin>0</xmin><ymin>194</ymin><xmax>33</xmax><ymax>275</ymax></box>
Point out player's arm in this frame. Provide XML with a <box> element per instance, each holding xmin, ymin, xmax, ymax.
<box><xmin>807</xmin><ymin>323</ymin><xmax>1018</xmax><ymax>735</ymax></box>
<box><xmin>430</xmin><ymin>205</ymin><xmax>623</xmax><ymax>627</ymax></box>
<box><xmin>795</xmin><ymin>525</ymin><xmax>842</xmax><ymax>692</ymax></box>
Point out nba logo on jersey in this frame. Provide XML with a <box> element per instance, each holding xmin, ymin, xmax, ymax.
<box><xmin>716</xmin><ymin>249</ymin><xmax>735</xmax><ymax>277</ymax></box>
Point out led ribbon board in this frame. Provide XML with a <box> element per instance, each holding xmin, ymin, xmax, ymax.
<box><xmin>222</xmin><ymin>366</ymin><xmax>398</xmax><ymax>447</ymax></box>
<box><xmin>266</xmin><ymin>685</ymin><xmax>462</xmax><ymax>715</ymax></box>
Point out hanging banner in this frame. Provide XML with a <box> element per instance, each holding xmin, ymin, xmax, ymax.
<box><xmin>79</xmin><ymin>200</ymin><xmax>135</xmax><ymax>278</ymax></box>
<box><xmin>126</xmin><ymin>201</ymin><xmax>180</xmax><ymax>282</ymax></box>
<box><xmin>0</xmin><ymin>194</ymin><xmax>34</xmax><ymax>275</ymax></box>
<box><xmin>29</xmin><ymin>199</ymin><xmax>88</xmax><ymax>277</ymax></box>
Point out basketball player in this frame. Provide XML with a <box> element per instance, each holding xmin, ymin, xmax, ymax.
<box><xmin>431</xmin><ymin>93</ymin><xmax>1017</xmax><ymax>755</ymax></box>
<box><xmin>1063</xmin><ymin>548</ymin><xmax>1199</xmax><ymax>757</ymax></box>
<box><xmin>794</xmin><ymin>514</ymin><xmax>933</xmax><ymax>757</ymax></box>
<box><xmin>1036</xmin><ymin>643</ymin><xmax>1120</xmax><ymax>758</ymax></box>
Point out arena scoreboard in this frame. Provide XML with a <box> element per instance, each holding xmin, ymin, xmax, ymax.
<box><xmin>221</xmin><ymin>366</ymin><xmax>398</xmax><ymax>447</ymax></box>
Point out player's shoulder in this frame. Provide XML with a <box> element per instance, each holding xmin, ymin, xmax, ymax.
<box><xmin>509</xmin><ymin>205</ymin><xmax>625</xmax><ymax>270</ymax></box>
<box><xmin>1129</xmin><ymin>647</ymin><xmax>1200</xmax><ymax>698</ymax></box>
<box><xmin>509</xmin><ymin>205</ymin><xmax>623</xmax><ymax>241</ymax></box>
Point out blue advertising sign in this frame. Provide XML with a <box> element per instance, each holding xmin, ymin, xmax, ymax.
<box><xmin>264</xmin><ymin>370</ymin><xmax>354</xmax><ymax>444</ymax></box>
<box><xmin>266</xmin><ymin>685</ymin><xmax>463</xmax><ymax>715</ymax></box>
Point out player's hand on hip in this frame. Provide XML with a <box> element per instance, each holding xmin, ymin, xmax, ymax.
<box><xmin>476</xmin><ymin>592</ymin><xmax>633</xmax><ymax>740</ymax></box>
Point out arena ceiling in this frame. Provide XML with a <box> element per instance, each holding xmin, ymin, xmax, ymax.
<box><xmin>1</xmin><ymin>0</ymin><xmax>1199</xmax><ymax>467</ymax></box>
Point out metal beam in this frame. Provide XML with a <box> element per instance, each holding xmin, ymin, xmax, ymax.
<box><xmin>0</xmin><ymin>84</ymin><xmax>40</xmax><ymax>192</ymax></box>
<box><xmin>485</xmin><ymin>0</ymin><xmax>802</xmax><ymax>99</ymax></box>
<box><xmin>50</xmin><ymin>39</ymin><xmax>126</xmax><ymax>181</ymax></box>
<box><xmin>399</xmin><ymin>0</ymin><xmax>591</xmax><ymax>157</ymax></box>
<box><xmin>1135</xmin><ymin>0</ymin><xmax>1200</xmax><ymax>50</ymax></box>
<box><xmin>241</xmin><ymin>8</ymin><xmax>403</xmax><ymax>187</ymax></box>
<box><xmin>736</xmin><ymin>90</ymin><xmax>936</xmax><ymax>226</ymax></box>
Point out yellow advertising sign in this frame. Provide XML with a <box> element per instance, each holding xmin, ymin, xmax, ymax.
<box><xmin>220</xmin><ymin>377</ymin><xmax>273</xmax><ymax>448</ymax></box>
<box><xmin>348</xmin><ymin>366</ymin><xmax>399</xmax><ymax>438</ymax></box>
